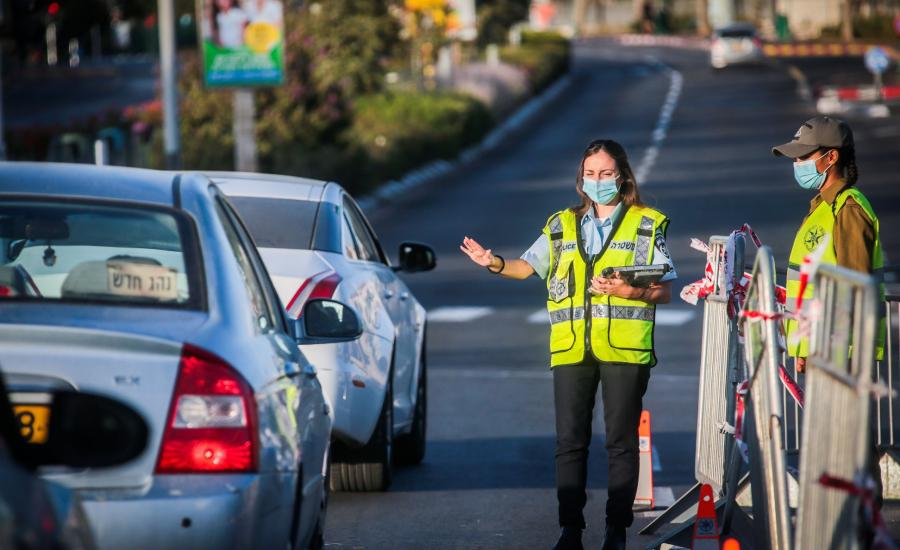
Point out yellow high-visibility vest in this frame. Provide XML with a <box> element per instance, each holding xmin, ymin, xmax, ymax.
<box><xmin>785</xmin><ymin>186</ymin><xmax>884</xmax><ymax>359</ymax></box>
<box><xmin>544</xmin><ymin>205</ymin><xmax>669</xmax><ymax>367</ymax></box>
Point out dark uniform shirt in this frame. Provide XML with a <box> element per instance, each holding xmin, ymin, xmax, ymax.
<box><xmin>804</xmin><ymin>180</ymin><xmax>877</xmax><ymax>274</ymax></box>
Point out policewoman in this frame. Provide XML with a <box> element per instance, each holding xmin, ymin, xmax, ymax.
<box><xmin>772</xmin><ymin>116</ymin><xmax>885</xmax><ymax>374</ymax></box>
<box><xmin>460</xmin><ymin>139</ymin><xmax>676</xmax><ymax>550</ymax></box>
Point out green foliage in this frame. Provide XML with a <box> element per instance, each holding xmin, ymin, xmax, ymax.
<box><xmin>347</xmin><ymin>92</ymin><xmax>493</xmax><ymax>191</ymax></box>
<box><xmin>820</xmin><ymin>14</ymin><xmax>900</xmax><ymax>42</ymax></box>
<box><xmin>299</xmin><ymin>1</ymin><xmax>402</xmax><ymax>97</ymax></box>
<box><xmin>476</xmin><ymin>0</ymin><xmax>530</xmax><ymax>46</ymax></box>
<box><xmin>500</xmin><ymin>34</ymin><xmax>570</xmax><ymax>93</ymax></box>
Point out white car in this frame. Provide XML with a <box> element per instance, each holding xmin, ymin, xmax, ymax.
<box><xmin>710</xmin><ymin>23</ymin><xmax>764</xmax><ymax>69</ymax></box>
<box><xmin>214</xmin><ymin>172</ymin><xmax>434</xmax><ymax>492</ymax></box>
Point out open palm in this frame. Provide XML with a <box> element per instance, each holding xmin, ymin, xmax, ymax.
<box><xmin>460</xmin><ymin>236</ymin><xmax>494</xmax><ymax>267</ymax></box>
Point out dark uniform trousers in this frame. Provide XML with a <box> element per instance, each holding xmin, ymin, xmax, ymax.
<box><xmin>553</xmin><ymin>358</ymin><xmax>651</xmax><ymax>530</ymax></box>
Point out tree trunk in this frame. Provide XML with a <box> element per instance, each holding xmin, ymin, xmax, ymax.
<box><xmin>841</xmin><ymin>0</ymin><xmax>854</xmax><ymax>42</ymax></box>
<box><xmin>696</xmin><ymin>0</ymin><xmax>710</xmax><ymax>36</ymax></box>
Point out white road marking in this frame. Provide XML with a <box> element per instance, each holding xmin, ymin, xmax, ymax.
<box><xmin>527</xmin><ymin>309</ymin><xmax>549</xmax><ymax>324</ymax></box>
<box><xmin>655</xmin><ymin>309</ymin><xmax>696</xmax><ymax>325</ymax></box>
<box><xmin>428</xmin><ymin>306</ymin><xmax>492</xmax><ymax>322</ymax></box>
<box><xmin>431</xmin><ymin>368</ymin><xmax>699</xmax><ymax>386</ymax></box>
<box><xmin>635</xmin><ymin>67</ymin><xmax>683</xmax><ymax>185</ymax></box>
<box><xmin>652</xmin><ymin>445</ymin><xmax>662</xmax><ymax>472</ymax></box>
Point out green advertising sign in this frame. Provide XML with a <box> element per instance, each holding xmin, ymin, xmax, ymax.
<box><xmin>199</xmin><ymin>0</ymin><xmax>285</xmax><ymax>87</ymax></box>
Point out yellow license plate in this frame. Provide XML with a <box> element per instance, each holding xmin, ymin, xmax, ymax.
<box><xmin>13</xmin><ymin>404</ymin><xmax>50</xmax><ymax>444</ymax></box>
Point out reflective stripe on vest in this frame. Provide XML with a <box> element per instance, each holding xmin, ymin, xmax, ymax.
<box><xmin>543</xmin><ymin>206</ymin><xmax>669</xmax><ymax>367</ymax></box>
<box><xmin>785</xmin><ymin>186</ymin><xmax>885</xmax><ymax>358</ymax></box>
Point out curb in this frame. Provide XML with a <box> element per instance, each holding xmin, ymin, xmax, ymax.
<box><xmin>356</xmin><ymin>74</ymin><xmax>574</xmax><ymax>211</ymax></box>
<box><xmin>762</xmin><ymin>42</ymin><xmax>900</xmax><ymax>58</ymax></box>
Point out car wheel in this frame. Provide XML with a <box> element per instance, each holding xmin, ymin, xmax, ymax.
<box><xmin>395</xmin><ymin>343</ymin><xmax>426</xmax><ymax>465</ymax></box>
<box><xmin>330</xmin><ymin>381</ymin><xmax>393</xmax><ymax>492</ymax></box>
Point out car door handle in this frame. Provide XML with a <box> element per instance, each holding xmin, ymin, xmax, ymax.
<box><xmin>384</xmin><ymin>290</ymin><xmax>395</xmax><ymax>299</ymax></box>
<box><xmin>399</xmin><ymin>292</ymin><xmax>409</xmax><ymax>301</ymax></box>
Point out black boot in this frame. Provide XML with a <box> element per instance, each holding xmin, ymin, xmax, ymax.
<box><xmin>601</xmin><ymin>525</ymin><xmax>626</xmax><ymax>550</ymax></box>
<box><xmin>551</xmin><ymin>527</ymin><xmax>583</xmax><ymax>550</ymax></box>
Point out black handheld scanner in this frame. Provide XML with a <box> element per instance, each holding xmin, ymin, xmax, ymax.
<box><xmin>600</xmin><ymin>264</ymin><xmax>671</xmax><ymax>288</ymax></box>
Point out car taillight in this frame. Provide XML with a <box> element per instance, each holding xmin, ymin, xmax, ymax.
<box><xmin>156</xmin><ymin>344</ymin><xmax>258</xmax><ymax>473</ymax></box>
<box><xmin>285</xmin><ymin>271</ymin><xmax>342</xmax><ymax>318</ymax></box>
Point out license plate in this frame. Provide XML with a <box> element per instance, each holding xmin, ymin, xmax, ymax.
<box><xmin>13</xmin><ymin>404</ymin><xmax>51</xmax><ymax>444</ymax></box>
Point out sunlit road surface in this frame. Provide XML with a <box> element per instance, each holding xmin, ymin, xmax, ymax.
<box><xmin>327</xmin><ymin>38</ymin><xmax>900</xmax><ymax>549</ymax></box>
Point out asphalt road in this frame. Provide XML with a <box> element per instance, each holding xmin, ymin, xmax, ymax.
<box><xmin>327</xmin><ymin>40</ymin><xmax>900</xmax><ymax>549</ymax></box>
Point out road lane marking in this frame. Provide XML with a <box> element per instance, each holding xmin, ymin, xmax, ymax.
<box><xmin>634</xmin><ymin>67</ymin><xmax>683</xmax><ymax>185</ymax></box>
<box><xmin>428</xmin><ymin>306</ymin><xmax>492</xmax><ymax>322</ymax></box>
<box><xmin>652</xmin><ymin>445</ymin><xmax>662</xmax><ymax>472</ymax></box>
<box><xmin>527</xmin><ymin>309</ymin><xmax>549</xmax><ymax>323</ymax></box>
<box><xmin>655</xmin><ymin>309</ymin><xmax>696</xmax><ymax>325</ymax></box>
<box><xmin>431</xmin><ymin>368</ymin><xmax>699</xmax><ymax>385</ymax></box>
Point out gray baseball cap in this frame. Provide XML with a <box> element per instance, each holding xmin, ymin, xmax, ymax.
<box><xmin>772</xmin><ymin>116</ymin><xmax>854</xmax><ymax>158</ymax></box>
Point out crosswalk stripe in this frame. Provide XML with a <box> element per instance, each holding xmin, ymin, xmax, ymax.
<box><xmin>527</xmin><ymin>309</ymin><xmax>548</xmax><ymax>324</ymax></box>
<box><xmin>427</xmin><ymin>306</ymin><xmax>492</xmax><ymax>322</ymax></box>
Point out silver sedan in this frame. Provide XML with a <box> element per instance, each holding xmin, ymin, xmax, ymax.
<box><xmin>0</xmin><ymin>162</ymin><xmax>336</xmax><ymax>550</ymax></box>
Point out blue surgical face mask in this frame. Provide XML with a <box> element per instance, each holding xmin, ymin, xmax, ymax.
<box><xmin>582</xmin><ymin>177</ymin><xmax>619</xmax><ymax>205</ymax></box>
<box><xmin>793</xmin><ymin>152</ymin><xmax>833</xmax><ymax>191</ymax></box>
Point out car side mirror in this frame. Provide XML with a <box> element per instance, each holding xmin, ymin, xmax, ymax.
<box><xmin>395</xmin><ymin>242</ymin><xmax>436</xmax><ymax>273</ymax></box>
<box><xmin>292</xmin><ymin>299</ymin><xmax>363</xmax><ymax>344</ymax></box>
<box><xmin>13</xmin><ymin>391</ymin><xmax>149</xmax><ymax>469</ymax></box>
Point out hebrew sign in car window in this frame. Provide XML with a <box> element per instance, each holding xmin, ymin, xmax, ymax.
<box><xmin>0</xmin><ymin>200</ymin><xmax>201</xmax><ymax>308</ymax></box>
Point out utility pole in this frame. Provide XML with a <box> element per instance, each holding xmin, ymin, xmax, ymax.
<box><xmin>158</xmin><ymin>0</ymin><xmax>181</xmax><ymax>169</ymax></box>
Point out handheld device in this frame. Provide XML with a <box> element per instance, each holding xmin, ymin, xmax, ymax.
<box><xmin>600</xmin><ymin>263</ymin><xmax>671</xmax><ymax>288</ymax></box>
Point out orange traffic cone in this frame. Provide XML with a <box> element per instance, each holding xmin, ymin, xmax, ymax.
<box><xmin>634</xmin><ymin>410</ymin><xmax>655</xmax><ymax>510</ymax></box>
<box><xmin>691</xmin><ymin>483</ymin><xmax>718</xmax><ymax>549</ymax></box>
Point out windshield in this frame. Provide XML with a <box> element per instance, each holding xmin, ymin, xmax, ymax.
<box><xmin>0</xmin><ymin>200</ymin><xmax>202</xmax><ymax>308</ymax></box>
<box><xmin>227</xmin><ymin>196</ymin><xmax>319</xmax><ymax>250</ymax></box>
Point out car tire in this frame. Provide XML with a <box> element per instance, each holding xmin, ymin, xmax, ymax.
<box><xmin>395</xmin><ymin>341</ymin><xmax>426</xmax><ymax>465</ymax></box>
<box><xmin>329</xmin><ymin>382</ymin><xmax>393</xmax><ymax>492</ymax></box>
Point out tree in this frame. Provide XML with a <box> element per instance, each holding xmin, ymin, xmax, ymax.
<box><xmin>476</xmin><ymin>0</ymin><xmax>529</xmax><ymax>46</ymax></box>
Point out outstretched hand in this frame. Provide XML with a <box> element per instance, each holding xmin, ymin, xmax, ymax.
<box><xmin>460</xmin><ymin>236</ymin><xmax>494</xmax><ymax>268</ymax></box>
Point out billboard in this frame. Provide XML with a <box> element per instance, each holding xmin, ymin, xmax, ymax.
<box><xmin>198</xmin><ymin>0</ymin><xmax>285</xmax><ymax>87</ymax></box>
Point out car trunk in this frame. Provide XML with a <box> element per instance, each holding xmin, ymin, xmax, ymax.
<box><xmin>0</xmin><ymin>317</ymin><xmax>200</xmax><ymax>490</ymax></box>
<box><xmin>259</xmin><ymin>249</ymin><xmax>335</xmax><ymax>317</ymax></box>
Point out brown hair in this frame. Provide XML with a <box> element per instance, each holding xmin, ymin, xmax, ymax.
<box><xmin>570</xmin><ymin>139</ymin><xmax>644</xmax><ymax>216</ymax></box>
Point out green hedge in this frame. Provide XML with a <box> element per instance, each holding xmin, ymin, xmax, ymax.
<box><xmin>347</xmin><ymin>92</ymin><xmax>493</xmax><ymax>190</ymax></box>
<box><xmin>500</xmin><ymin>36</ymin><xmax>570</xmax><ymax>93</ymax></box>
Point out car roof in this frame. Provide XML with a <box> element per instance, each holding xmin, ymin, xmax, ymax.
<box><xmin>0</xmin><ymin>162</ymin><xmax>195</xmax><ymax>207</ymax></box>
<box><xmin>201</xmin><ymin>171</ymin><xmax>335</xmax><ymax>203</ymax></box>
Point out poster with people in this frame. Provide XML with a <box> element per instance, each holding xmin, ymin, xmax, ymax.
<box><xmin>199</xmin><ymin>0</ymin><xmax>285</xmax><ymax>87</ymax></box>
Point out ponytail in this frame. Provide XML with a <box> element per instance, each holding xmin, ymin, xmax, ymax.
<box><xmin>839</xmin><ymin>146</ymin><xmax>858</xmax><ymax>186</ymax></box>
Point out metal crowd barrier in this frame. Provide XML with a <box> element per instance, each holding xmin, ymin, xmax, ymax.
<box><xmin>695</xmin><ymin>235</ymin><xmax>745</xmax><ymax>492</ymax></box>
<box><xmin>740</xmin><ymin>246</ymin><xmax>792</xmax><ymax>550</ymax></box>
<box><xmin>640</xmin><ymin>234</ymin><xmax>747</xmax><ymax>542</ymax></box>
<box><xmin>794</xmin><ymin>264</ymin><xmax>881</xmax><ymax>550</ymax></box>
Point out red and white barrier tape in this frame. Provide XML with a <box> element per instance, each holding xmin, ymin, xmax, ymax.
<box><xmin>778</xmin><ymin>364</ymin><xmax>804</xmax><ymax>407</ymax></box>
<box><xmin>818</xmin><ymin>473</ymin><xmax>895</xmax><ymax>550</ymax></box>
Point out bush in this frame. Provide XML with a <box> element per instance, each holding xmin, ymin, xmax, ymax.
<box><xmin>346</xmin><ymin>92</ymin><xmax>493</xmax><ymax>191</ymax></box>
<box><xmin>820</xmin><ymin>14</ymin><xmax>900</xmax><ymax>42</ymax></box>
<box><xmin>500</xmin><ymin>38</ymin><xmax>570</xmax><ymax>93</ymax></box>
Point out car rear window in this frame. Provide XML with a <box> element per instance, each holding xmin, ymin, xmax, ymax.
<box><xmin>719</xmin><ymin>29</ymin><xmax>755</xmax><ymax>38</ymax></box>
<box><xmin>0</xmin><ymin>200</ymin><xmax>202</xmax><ymax>308</ymax></box>
<box><xmin>227</xmin><ymin>196</ymin><xmax>319</xmax><ymax>250</ymax></box>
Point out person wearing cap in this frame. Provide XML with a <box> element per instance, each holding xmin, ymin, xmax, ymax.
<box><xmin>772</xmin><ymin>115</ymin><xmax>885</xmax><ymax>374</ymax></box>
<box><xmin>460</xmin><ymin>139</ymin><xmax>677</xmax><ymax>550</ymax></box>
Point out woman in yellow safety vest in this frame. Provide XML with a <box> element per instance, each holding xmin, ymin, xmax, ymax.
<box><xmin>772</xmin><ymin>115</ymin><xmax>884</xmax><ymax>374</ymax></box>
<box><xmin>460</xmin><ymin>139</ymin><xmax>676</xmax><ymax>550</ymax></box>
